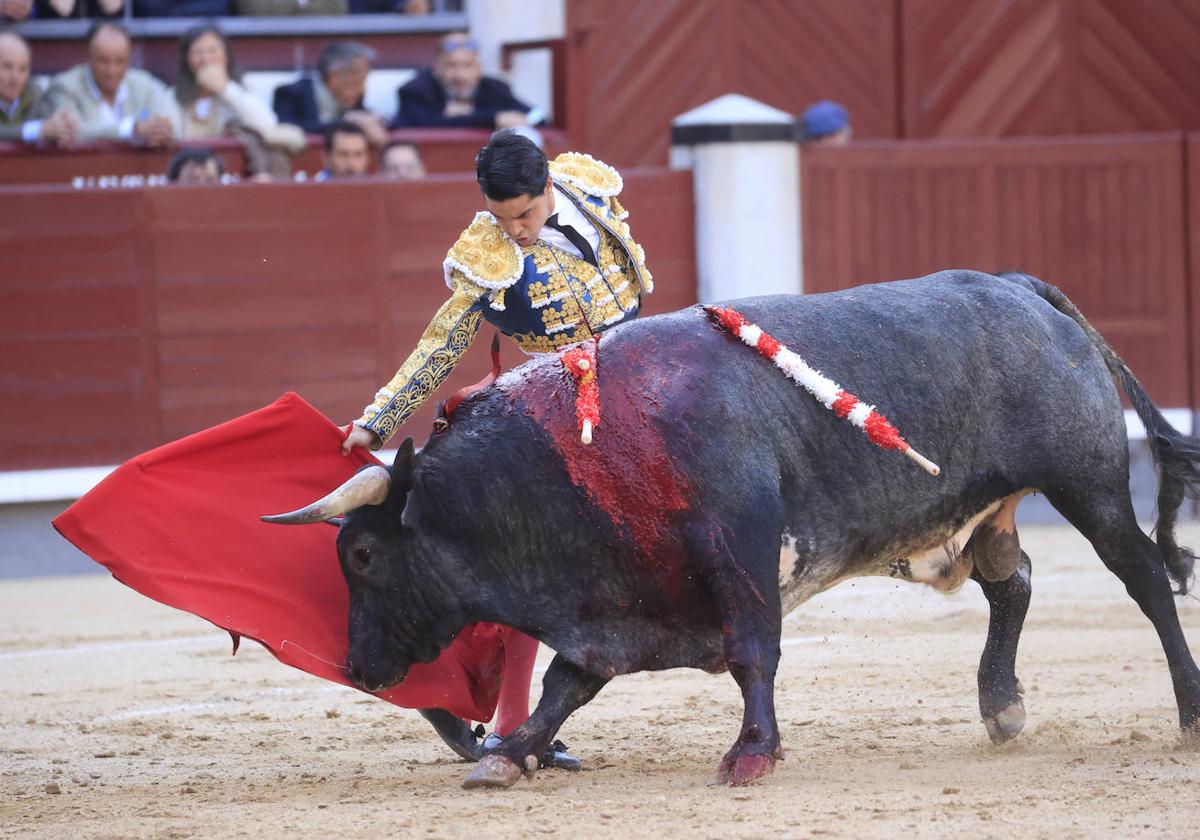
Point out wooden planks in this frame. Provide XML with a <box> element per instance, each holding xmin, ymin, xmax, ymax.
<box><xmin>801</xmin><ymin>133</ymin><xmax>1191</xmax><ymax>405</ymax></box>
<box><xmin>0</xmin><ymin>168</ymin><xmax>696</xmax><ymax>471</ymax></box>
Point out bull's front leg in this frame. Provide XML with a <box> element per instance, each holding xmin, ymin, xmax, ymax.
<box><xmin>462</xmin><ymin>654</ymin><xmax>608</xmax><ymax>790</ymax></box>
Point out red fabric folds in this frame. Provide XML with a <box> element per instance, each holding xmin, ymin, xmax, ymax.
<box><xmin>52</xmin><ymin>392</ymin><xmax>508</xmax><ymax>721</ymax></box>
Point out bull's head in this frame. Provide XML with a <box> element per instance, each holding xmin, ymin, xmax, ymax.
<box><xmin>261</xmin><ymin>439</ymin><xmax>464</xmax><ymax>693</ymax></box>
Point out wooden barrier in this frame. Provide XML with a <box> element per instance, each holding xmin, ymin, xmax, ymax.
<box><xmin>0</xmin><ymin>168</ymin><xmax>696</xmax><ymax>471</ymax></box>
<box><xmin>0</xmin><ymin>129</ymin><xmax>568</xmax><ymax>186</ymax></box>
<box><xmin>800</xmin><ymin>133</ymin><xmax>1191</xmax><ymax>407</ymax></box>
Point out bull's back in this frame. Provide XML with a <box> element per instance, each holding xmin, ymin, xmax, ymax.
<box><xmin>596</xmin><ymin>270</ymin><xmax>1121</xmax><ymax>552</ymax></box>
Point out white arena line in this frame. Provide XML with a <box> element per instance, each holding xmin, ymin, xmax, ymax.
<box><xmin>4</xmin><ymin>633</ymin><xmax>832</xmax><ymax>666</ymax></box>
<box><xmin>0</xmin><ymin>633</ymin><xmax>230</xmax><ymax>660</ymax></box>
<box><xmin>92</xmin><ymin>685</ymin><xmax>354</xmax><ymax>724</ymax></box>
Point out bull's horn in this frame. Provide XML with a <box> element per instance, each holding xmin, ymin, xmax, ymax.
<box><xmin>260</xmin><ymin>466</ymin><xmax>391</xmax><ymax>525</ymax></box>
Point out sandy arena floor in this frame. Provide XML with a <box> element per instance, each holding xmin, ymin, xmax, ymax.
<box><xmin>3</xmin><ymin>523</ymin><xmax>1200</xmax><ymax>839</ymax></box>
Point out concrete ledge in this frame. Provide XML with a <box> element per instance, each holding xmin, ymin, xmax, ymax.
<box><xmin>0</xmin><ymin>447</ymin><xmax>400</xmax><ymax>505</ymax></box>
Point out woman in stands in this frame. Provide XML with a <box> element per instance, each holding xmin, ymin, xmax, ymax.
<box><xmin>161</xmin><ymin>24</ymin><xmax>304</xmax><ymax>179</ymax></box>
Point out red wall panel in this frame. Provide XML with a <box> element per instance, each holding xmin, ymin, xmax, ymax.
<box><xmin>801</xmin><ymin>133</ymin><xmax>1190</xmax><ymax>406</ymax></box>
<box><xmin>1</xmin><ymin>168</ymin><xmax>696</xmax><ymax>471</ymax></box>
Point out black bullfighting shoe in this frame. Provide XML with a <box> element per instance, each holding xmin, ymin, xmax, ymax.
<box><xmin>481</xmin><ymin>733</ymin><xmax>583</xmax><ymax>772</ymax></box>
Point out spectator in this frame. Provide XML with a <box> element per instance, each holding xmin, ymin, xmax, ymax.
<box><xmin>234</xmin><ymin>0</ymin><xmax>346</xmax><ymax>14</ymax></box>
<box><xmin>395</xmin><ymin>31</ymin><xmax>531</xmax><ymax>129</ymax></box>
<box><xmin>799</xmin><ymin>100</ymin><xmax>852</xmax><ymax>146</ymax></box>
<box><xmin>349</xmin><ymin>0</ymin><xmax>428</xmax><ymax>11</ymax></box>
<box><xmin>32</xmin><ymin>0</ymin><xmax>123</xmax><ymax>17</ymax></box>
<box><xmin>317</xmin><ymin>119</ymin><xmax>369</xmax><ymax>179</ymax></box>
<box><xmin>167</xmin><ymin>146</ymin><xmax>225</xmax><ymax>184</ymax></box>
<box><xmin>273</xmin><ymin>40</ymin><xmax>386</xmax><ymax>145</ymax></box>
<box><xmin>161</xmin><ymin>24</ymin><xmax>304</xmax><ymax>177</ymax></box>
<box><xmin>0</xmin><ymin>0</ymin><xmax>31</xmax><ymax>19</ymax></box>
<box><xmin>1</xmin><ymin>30</ymin><xmax>79</xmax><ymax>145</ymax></box>
<box><xmin>135</xmin><ymin>0</ymin><xmax>230</xmax><ymax>15</ymax></box>
<box><xmin>379</xmin><ymin>139</ymin><xmax>424</xmax><ymax>179</ymax></box>
<box><xmin>46</xmin><ymin>22</ymin><xmax>173</xmax><ymax>147</ymax></box>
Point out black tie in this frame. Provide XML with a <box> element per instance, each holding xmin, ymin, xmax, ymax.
<box><xmin>544</xmin><ymin>214</ymin><xmax>598</xmax><ymax>267</ymax></box>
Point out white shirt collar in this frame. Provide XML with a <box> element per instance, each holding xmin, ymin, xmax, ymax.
<box><xmin>86</xmin><ymin>68</ymin><xmax>129</xmax><ymax>113</ymax></box>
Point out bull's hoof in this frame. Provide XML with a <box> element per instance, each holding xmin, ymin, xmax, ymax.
<box><xmin>712</xmin><ymin>753</ymin><xmax>776</xmax><ymax>787</ymax></box>
<box><xmin>462</xmin><ymin>754</ymin><xmax>523</xmax><ymax>790</ymax></box>
<box><xmin>982</xmin><ymin>698</ymin><xmax>1026</xmax><ymax>745</ymax></box>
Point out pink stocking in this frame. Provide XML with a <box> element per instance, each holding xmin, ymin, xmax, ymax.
<box><xmin>492</xmin><ymin>630</ymin><xmax>539</xmax><ymax>736</ymax></box>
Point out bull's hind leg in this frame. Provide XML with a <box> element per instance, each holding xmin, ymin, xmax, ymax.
<box><xmin>1049</xmin><ymin>488</ymin><xmax>1200</xmax><ymax>734</ymax></box>
<box><xmin>970</xmin><ymin>552</ymin><xmax>1031</xmax><ymax>744</ymax></box>
<box><xmin>462</xmin><ymin>655</ymin><xmax>608</xmax><ymax>790</ymax></box>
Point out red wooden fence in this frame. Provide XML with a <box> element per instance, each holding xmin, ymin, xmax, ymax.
<box><xmin>0</xmin><ymin>169</ymin><xmax>695</xmax><ymax>471</ymax></box>
<box><xmin>800</xmin><ymin>133</ymin><xmax>1191</xmax><ymax>407</ymax></box>
<box><xmin>566</xmin><ymin>0</ymin><xmax>1200</xmax><ymax>167</ymax></box>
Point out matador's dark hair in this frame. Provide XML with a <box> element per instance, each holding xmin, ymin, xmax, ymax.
<box><xmin>474</xmin><ymin>128</ymin><xmax>548</xmax><ymax>201</ymax></box>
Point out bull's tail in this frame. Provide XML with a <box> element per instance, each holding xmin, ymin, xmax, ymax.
<box><xmin>996</xmin><ymin>271</ymin><xmax>1198</xmax><ymax>595</ymax></box>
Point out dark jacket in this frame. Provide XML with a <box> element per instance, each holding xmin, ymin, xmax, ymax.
<box><xmin>134</xmin><ymin>0</ymin><xmax>231</xmax><ymax>14</ymax></box>
<box><xmin>273</xmin><ymin>76</ymin><xmax>364</xmax><ymax>135</ymax></box>
<box><xmin>394</xmin><ymin>69</ymin><xmax>530</xmax><ymax>129</ymax></box>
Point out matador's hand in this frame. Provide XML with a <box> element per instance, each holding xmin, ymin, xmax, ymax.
<box><xmin>341</xmin><ymin>424</ymin><xmax>380</xmax><ymax>455</ymax></box>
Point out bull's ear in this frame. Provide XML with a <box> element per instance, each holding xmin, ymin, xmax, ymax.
<box><xmin>391</xmin><ymin>437</ymin><xmax>416</xmax><ymax>492</ymax></box>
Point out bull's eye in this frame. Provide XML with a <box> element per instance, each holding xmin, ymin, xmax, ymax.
<box><xmin>350</xmin><ymin>547</ymin><xmax>372</xmax><ymax>573</ymax></box>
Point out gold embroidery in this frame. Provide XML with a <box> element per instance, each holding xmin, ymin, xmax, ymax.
<box><xmin>541</xmin><ymin>296</ymin><xmax>584</xmax><ymax>334</ymax></box>
<box><xmin>549</xmin><ymin>152</ymin><xmax>623</xmax><ymax>197</ymax></box>
<box><xmin>357</xmin><ymin>274</ymin><xmax>485</xmax><ymax>443</ymax></box>
<box><xmin>444</xmin><ymin>212</ymin><xmax>523</xmax><ymax>290</ymax></box>
<box><xmin>527</xmin><ymin>271</ymin><xmax>571</xmax><ymax>308</ymax></box>
<box><xmin>510</xmin><ymin>330</ymin><xmax>589</xmax><ymax>354</ymax></box>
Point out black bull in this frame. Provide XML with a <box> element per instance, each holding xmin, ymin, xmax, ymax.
<box><xmin>266</xmin><ymin>270</ymin><xmax>1200</xmax><ymax>788</ymax></box>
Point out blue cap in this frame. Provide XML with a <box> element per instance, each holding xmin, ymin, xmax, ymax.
<box><xmin>801</xmin><ymin>101</ymin><xmax>849</xmax><ymax>140</ymax></box>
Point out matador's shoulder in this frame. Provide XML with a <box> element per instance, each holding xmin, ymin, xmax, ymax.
<box><xmin>549</xmin><ymin>151</ymin><xmax>623</xmax><ymax>198</ymax></box>
<box><xmin>443</xmin><ymin>210</ymin><xmax>525</xmax><ymax>294</ymax></box>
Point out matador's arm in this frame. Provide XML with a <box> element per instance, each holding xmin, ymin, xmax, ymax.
<box><xmin>355</xmin><ymin>272</ymin><xmax>486</xmax><ymax>448</ymax></box>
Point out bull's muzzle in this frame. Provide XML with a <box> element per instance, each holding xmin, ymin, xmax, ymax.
<box><xmin>260</xmin><ymin>466</ymin><xmax>391</xmax><ymax>525</ymax></box>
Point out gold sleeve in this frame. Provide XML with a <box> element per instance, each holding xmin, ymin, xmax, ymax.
<box><xmin>356</xmin><ymin>274</ymin><xmax>486</xmax><ymax>447</ymax></box>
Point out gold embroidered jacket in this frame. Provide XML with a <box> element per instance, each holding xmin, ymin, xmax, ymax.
<box><xmin>357</xmin><ymin>152</ymin><xmax>654</xmax><ymax>446</ymax></box>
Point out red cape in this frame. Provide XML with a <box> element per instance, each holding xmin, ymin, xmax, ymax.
<box><xmin>53</xmin><ymin>392</ymin><xmax>509</xmax><ymax>721</ymax></box>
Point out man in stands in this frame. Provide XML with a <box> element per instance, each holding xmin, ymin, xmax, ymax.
<box><xmin>395</xmin><ymin>32</ymin><xmax>532</xmax><ymax>130</ymax></box>
<box><xmin>0</xmin><ymin>30</ymin><xmax>79</xmax><ymax>146</ymax></box>
<box><xmin>379</xmin><ymin>138</ymin><xmax>424</xmax><ymax>179</ymax></box>
<box><xmin>799</xmin><ymin>100</ymin><xmax>852</xmax><ymax>146</ymax></box>
<box><xmin>274</xmin><ymin>40</ymin><xmax>387</xmax><ymax>145</ymax></box>
<box><xmin>46</xmin><ymin>22</ymin><xmax>173</xmax><ymax>147</ymax></box>
<box><xmin>234</xmin><ymin>0</ymin><xmax>346</xmax><ymax>13</ymax></box>
<box><xmin>166</xmin><ymin>147</ymin><xmax>225</xmax><ymax>185</ymax></box>
<box><xmin>316</xmin><ymin>119</ymin><xmax>370</xmax><ymax>179</ymax></box>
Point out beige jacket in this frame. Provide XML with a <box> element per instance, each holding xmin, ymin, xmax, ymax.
<box><xmin>45</xmin><ymin>64</ymin><xmax>168</xmax><ymax>143</ymax></box>
<box><xmin>160</xmin><ymin>80</ymin><xmax>305</xmax><ymax>152</ymax></box>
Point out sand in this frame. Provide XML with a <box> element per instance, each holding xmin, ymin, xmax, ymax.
<box><xmin>2</xmin><ymin>523</ymin><xmax>1199</xmax><ymax>839</ymax></box>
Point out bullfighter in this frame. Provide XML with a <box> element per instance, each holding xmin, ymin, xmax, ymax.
<box><xmin>340</xmin><ymin>128</ymin><xmax>654</xmax><ymax>766</ymax></box>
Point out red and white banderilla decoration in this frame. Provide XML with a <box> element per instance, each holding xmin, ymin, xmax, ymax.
<box><xmin>706</xmin><ymin>306</ymin><xmax>941</xmax><ymax>477</ymax></box>
<box><xmin>561</xmin><ymin>336</ymin><xmax>601</xmax><ymax>445</ymax></box>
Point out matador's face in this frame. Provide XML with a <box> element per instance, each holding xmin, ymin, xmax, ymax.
<box><xmin>485</xmin><ymin>179</ymin><xmax>555</xmax><ymax>248</ymax></box>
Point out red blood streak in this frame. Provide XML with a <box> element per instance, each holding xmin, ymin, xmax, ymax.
<box><xmin>501</xmin><ymin>338</ymin><xmax>691</xmax><ymax>582</ymax></box>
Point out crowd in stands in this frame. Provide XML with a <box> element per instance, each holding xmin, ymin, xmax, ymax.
<box><xmin>1</xmin><ymin>0</ymin><xmax>435</xmax><ymax>18</ymax></box>
<box><xmin>0</xmin><ymin>20</ymin><xmax>540</xmax><ymax>184</ymax></box>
